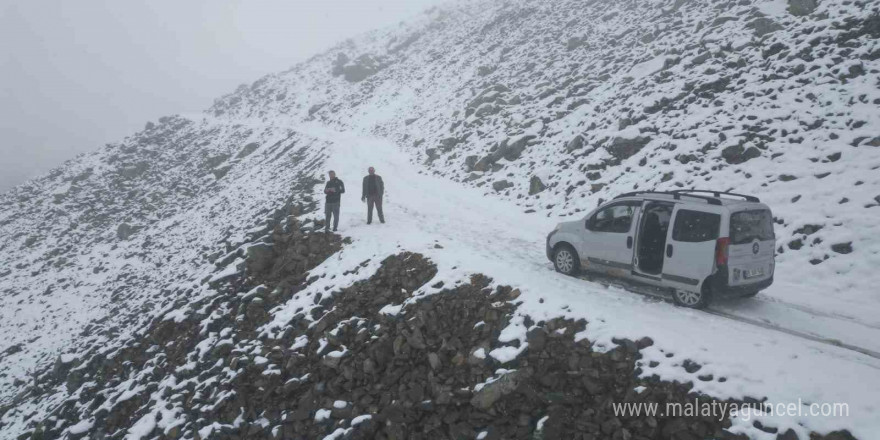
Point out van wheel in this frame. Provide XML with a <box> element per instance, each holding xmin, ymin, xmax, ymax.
<box><xmin>672</xmin><ymin>286</ymin><xmax>711</xmax><ymax>309</ymax></box>
<box><xmin>553</xmin><ymin>244</ymin><xmax>580</xmax><ymax>276</ymax></box>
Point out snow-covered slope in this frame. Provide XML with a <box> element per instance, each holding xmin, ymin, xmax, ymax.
<box><xmin>0</xmin><ymin>118</ymin><xmax>326</xmax><ymax>403</ymax></box>
<box><xmin>209</xmin><ymin>0</ymin><xmax>880</xmax><ymax>323</ymax></box>
<box><xmin>1</xmin><ymin>0</ymin><xmax>880</xmax><ymax>438</ymax></box>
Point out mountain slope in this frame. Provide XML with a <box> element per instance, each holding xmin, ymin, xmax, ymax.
<box><xmin>1</xmin><ymin>0</ymin><xmax>880</xmax><ymax>438</ymax></box>
<box><xmin>209</xmin><ymin>0</ymin><xmax>880</xmax><ymax>320</ymax></box>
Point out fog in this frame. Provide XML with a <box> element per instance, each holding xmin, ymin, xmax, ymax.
<box><xmin>0</xmin><ymin>0</ymin><xmax>444</xmax><ymax>192</ymax></box>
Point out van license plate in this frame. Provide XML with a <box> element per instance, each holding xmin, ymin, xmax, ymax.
<box><xmin>744</xmin><ymin>268</ymin><xmax>764</xmax><ymax>279</ymax></box>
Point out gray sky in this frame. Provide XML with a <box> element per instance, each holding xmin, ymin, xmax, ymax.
<box><xmin>0</xmin><ymin>0</ymin><xmax>443</xmax><ymax>192</ymax></box>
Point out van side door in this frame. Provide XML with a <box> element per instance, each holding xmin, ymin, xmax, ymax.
<box><xmin>662</xmin><ymin>207</ymin><xmax>721</xmax><ymax>291</ymax></box>
<box><xmin>581</xmin><ymin>201</ymin><xmax>641</xmax><ymax>276</ymax></box>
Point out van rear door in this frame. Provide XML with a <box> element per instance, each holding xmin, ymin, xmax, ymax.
<box><xmin>727</xmin><ymin>208</ymin><xmax>775</xmax><ymax>287</ymax></box>
<box><xmin>662</xmin><ymin>207</ymin><xmax>721</xmax><ymax>291</ymax></box>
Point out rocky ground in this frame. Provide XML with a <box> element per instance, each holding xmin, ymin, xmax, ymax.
<box><xmin>2</xmin><ymin>207</ymin><xmax>859</xmax><ymax>440</ymax></box>
<box><xmin>2</xmin><ymin>0</ymin><xmax>879</xmax><ymax>438</ymax></box>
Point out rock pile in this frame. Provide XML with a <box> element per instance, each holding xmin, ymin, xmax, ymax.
<box><xmin>8</xmin><ymin>212</ymin><xmax>342</xmax><ymax>440</ymax></box>
<box><xmin>9</xmin><ymin>239</ymin><xmax>859</xmax><ymax>440</ymax></box>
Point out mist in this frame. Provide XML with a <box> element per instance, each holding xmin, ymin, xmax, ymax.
<box><xmin>0</xmin><ymin>0</ymin><xmax>444</xmax><ymax>192</ymax></box>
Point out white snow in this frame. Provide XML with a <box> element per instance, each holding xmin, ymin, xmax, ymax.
<box><xmin>67</xmin><ymin>419</ymin><xmax>93</xmax><ymax>434</ymax></box>
<box><xmin>351</xmin><ymin>414</ymin><xmax>372</xmax><ymax>426</ymax></box>
<box><xmin>256</xmin><ymin>124</ymin><xmax>880</xmax><ymax>437</ymax></box>
<box><xmin>536</xmin><ymin>415</ymin><xmax>549</xmax><ymax>431</ymax></box>
<box><xmin>758</xmin><ymin>0</ymin><xmax>789</xmax><ymax>16</ymax></box>
<box><xmin>626</xmin><ymin>55</ymin><xmax>669</xmax><ymax>80</ymax></box>
<box><xmin>314</xmin><ymin>408</ymin><xmax>332</xmax><ymax>422</ymax></box>
<box><xmin>488</xmin><ymin>344</ymin><xmax>529</xmax><ymax>364</ymax></box>
<box><xmin>1</xmin><ymin>0</ymin><xmax>879</xmax><ymax>438</ymax></box>
<box><xmin>326</xmin><ymin>346</ymin><xmax>348</xmax><ymax>358</ymax></box>
<box><xmin>379</xmin><ymin>303</ymin><xmax>403</xmax><ymax>316</ymax></box>
<box><xmin>291</xmin><ymin>335</ymin><xmax>309</xmax><ymax>351</ymax></box>
<box><xmin>322</xmin><ymin>428</ymin><xmax>351</xmax><ymax>440</ymax></box>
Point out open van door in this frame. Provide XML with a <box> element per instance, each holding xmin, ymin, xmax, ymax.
<box><xmin>579</xmin><ymin>201</ymin><xmax>641</xmax><ymax>276</ymax></box>
<box><xmin>662</xmin><ymin>206</ymin><xmax>721</xmax><ymax>299</ymax></box>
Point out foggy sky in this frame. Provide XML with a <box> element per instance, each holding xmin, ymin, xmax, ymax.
<box><xmin>0</xmin><ymin>0</ymin><xmax>444</xmax><ymax>192</ymax></box>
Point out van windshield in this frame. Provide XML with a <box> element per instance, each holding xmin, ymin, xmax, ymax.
<box><xmin>730</xmin><ymin>209</ymin><xmax>774</xmax><ymax>244</ymax></box>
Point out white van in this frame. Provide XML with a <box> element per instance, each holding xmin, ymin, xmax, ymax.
<box><xmin>546</xmin><ymin>190</ymin><xmax>775</xmax><ymax>308</ymax></box>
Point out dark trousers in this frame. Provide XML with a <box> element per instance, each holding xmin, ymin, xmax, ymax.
<box><xmin>367</xmin><ymin>196</ymin><xmax>384</xmax><ymax>224</ymax></box>
<box><xmin>325</xmin><ymin>202</ymin><xmax>340</xmax><ymax>231</ymax></box>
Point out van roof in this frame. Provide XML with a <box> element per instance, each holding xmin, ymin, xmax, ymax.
<box><xmin>613</xmin><ymin>190</ymin><xmax>763</xmax><ymax>207</ymax></box>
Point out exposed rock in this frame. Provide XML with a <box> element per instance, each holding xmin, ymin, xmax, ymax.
<box><xmin>465</xmin><ymin>155</ymin><xmax>479</xmax><ymax>171</ymax></box>
<box><xmin>749</xmin><ymin>17</ymin><xmax>784</xmax><ymax>37</ymax></box>
<box><xmin>3</xmin><ymin>343</ymin><xmax>22</xmax><ymax>357</ymax></box>
<box><xmin>477</xmin><ymin>65</ymin><xmax>496</xmax><ymax>76</ymax></box>
<box><xmin>529</xmin><ymin>176</ymin><xmax>546</xmax><ymax>195</ymax></box>
<box><xmin>474</xmin><ymin>103</ymin><xmax>502</xmax><ymax>118</ymax></box>
<box><xmin>341</xmin><ymin>55</ymin><xmax>385</xmax><ymax>82</ymax></box>
<box><xmin>308</xmin><ymin>103</ymin><xmax>326</xmax><ymax>116</ymax></box>
<box><xmin>213</xmin><ymin>165</ymin><xmax>233</xmax><ymax>180</ymax></box>
<box><xmin>120</xmin><ymin>161</ymin><xmax>149</xmax><ymax>179</ymax></box>
<box><xmin>500</xmin><ymin>135</ymin><xmax>536</xmax><ymax>161</ymax></box>
<box><xmin>691</xmin><ymin>51</ymin><xmax>712</xmax><ymax>66</ymax></box>
<box><xmin>331</xmin><ymin>53</ymin><xmax>350</xmax><ymax>76</ymax></box>
<box><xmin>493</xmin><ymin>180</ymin><xmax>514</xmax><ymax>192</ymax></box>
<box><xmin>721</xmin><ymin>145</ymin><xmax>761</xmax><ymax>164</ymax></box>
<box><xmin>246</xmin><ymin>243</ymin><xmax>275</xmax><ymax>274</ymax></box>
<box><xmin>788</xmin><ymin>0</ymin><xmax>819</xmax><ymax>16</ymax></box>
<box><xmin>470</xmin><ymin>369</ymin><xmax>531</xmax><ymax>410</ymax></box>
<box><xmin>466</xmin><ymin>85</ymin><xmax>511</xmax><ymax>117</ymax></box>
<box><xmin>608</xmin><ymin>136</ymin><xmax>651</xmax><ymax>160</ymax></box>
<box><xmin>831</xmin><ymin>242</ymin><xmax>853</xmax><ymax>254</ymax></box>
<box><xmin>424</xmin><ymin>148</ymin><xmax>440</xmax><ymax>164</ymax></box>
<box><xmin>526</xmin><ymin>327</ymin><xmax>548</xmax><ymax>351</ymax></box>
<box><xmin>438</xmin><ymin>137</ymin><xmax>460</xmax><ymax>151</ymax></box>
<box><xmin>473</xmin><ymin>135</ymin><xmax>537</xmax><ymax>172</ymax></box>
<box><xmin>474</xmin><ymin>155</ymin><xmax>495</xmax><ymax>172</ymax></box>
<box><xmin>116</xmin><ymin>223</ymin><xmax>140</xmax><ymax>240</ymax></box>
<box><xmin>565</xmin><ymin>135</ymin><xmax>585</xmax><ymax>153</ymax></box>
<box><xmin>205</xmin><ymin>154</ymin><xmax>230</xmax><ymax>169</ymax></box>
<box><xmin>236</xmin><ymin>142</ymin><xmax>260</xmax><ymax>159</ymax></box>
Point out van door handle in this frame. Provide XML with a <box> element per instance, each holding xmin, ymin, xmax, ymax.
<box><xmin>666</xmin><ymin>244</ymin><xmax>673</xmax><ymax>257</ymax></box>
<box><xmin>627</xmin><ymin>236</ymin><xmax>633</xmax><ymax>249</ymax></box>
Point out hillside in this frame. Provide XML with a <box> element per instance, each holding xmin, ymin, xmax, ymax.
<box><xmin>1</xmin><ymin>0</ymin><xmax>879</xmax><ymax>439</ymax></box>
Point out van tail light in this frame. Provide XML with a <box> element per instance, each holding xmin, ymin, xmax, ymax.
<box><xmin>715</xmin><ymin>237</ymin><xmax>730</xmax><ymax>266</ymax></box>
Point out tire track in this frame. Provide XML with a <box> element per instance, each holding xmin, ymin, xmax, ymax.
<box><xmin>574</xmin><ymin>272</ymin><xmax>880</xmax><ymax>362</ymax></box>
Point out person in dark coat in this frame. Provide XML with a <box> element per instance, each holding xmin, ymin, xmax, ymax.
<box><xmin>324</xmin><ymin>170</ymin><xmax>344</xmax><ymax>232</ymax></box>
<box><xmin>361</xmin><ymin>166</ymin><xmax>385</xmax><ymax>224</ymax></box>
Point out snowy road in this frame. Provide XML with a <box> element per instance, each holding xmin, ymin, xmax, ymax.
<box><xmin>276</xmin><ymin>123</ymin><xmax>880</xmax><ymax>439</ymax></box>
<box><xmin>573</xmin><ymin>271</ymin><xmax>880</xmax><ymax>360</ymax></box>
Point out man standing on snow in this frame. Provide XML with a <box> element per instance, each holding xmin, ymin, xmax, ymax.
<box><xmin>324</xmin><ymin>170</ymin><xmax>344</xmax><ymax>232</ymax></box>
<box><xmin>361</xmin><ymin>166</ymin><xmax>385</xmax><ymax>224</ymax></box>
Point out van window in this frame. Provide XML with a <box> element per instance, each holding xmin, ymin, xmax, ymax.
<box><xmin>672</xmin><ymin>210</ymin><xmax>720</xmax><ymax>242</ymax></box>
<box><xmin>589</xmin><ymin>204</ymin><xmax>637</xmax><ymax>233</ymax></box>
<box><xmin>730</xmin><ymin>209</ymin><xmax>775</xmax><ymax>244</ymax></box>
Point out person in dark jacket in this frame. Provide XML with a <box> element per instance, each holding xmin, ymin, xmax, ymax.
<box><xmin>324</xmin><ymin>170</ymin><xmax>345</xmax><ymax>232</ymax></box>
<box><xmin>361</xmin><ymin>167</ymin><xmax>385</xmax><ymax>224</ymax></box>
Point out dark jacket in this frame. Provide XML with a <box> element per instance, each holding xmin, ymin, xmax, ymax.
<box><xmin>324</xmin><ymin>178</ymin><xmax>345</xmax><ymax>204</ymax></box>
<box><xmin>362</xmin><ymin>175</ymin><xmax>384</xmax><ymax>199</ymax></box>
